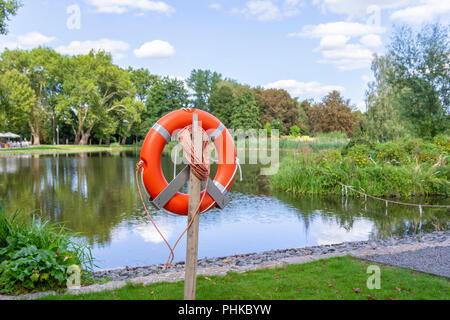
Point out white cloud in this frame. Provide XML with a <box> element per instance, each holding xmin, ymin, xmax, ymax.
<box><xmin>290</xmin><ymin>21</ymin><xmax>385</xmax><ymax>38</ymax></box>
<box><xmin>17</xmin><ymin>32</ymin><xmax>57</xmax><ymax>47</ymax></box>
<box><xmin>289</xmin><ymin>22</ymin><xmax>385</xmax><ymax>70</ymax></box>
<box><xmin>209</xmin><ymin>3</ymin><xmax>221</xmax><ymax>10</ymax></box>
<box><xmin>312</xmin><ymin>0</ymin><xmax>415</xmax><ymax>19</ymax></box>
<box><xmin>133</xmin><ymin>220</ymin><xmax>173</xmax><ymax>243</ymax></box>
<box><xmin>318</xmin><ymin>43</ymin><xmax>375</xmax><ymax>71</ymax></box>
<box><xmin>318</xmin><ymin>35</ymin><xmax>351</xmax><ymax>50</ymax></box>
<box><xmin>0</xmin><ymin>32</ymin><xmax>57</xmax><ymax>51</ymax></box>
<box><xmin>55</xmin><ymin>38</ymin><xmax>130</xmax><ymax>59</ymax></box>
<box><xmin>263</xmin><ymin>80</ymin><xmax>345</xmax><ymax>100</ymax></box>
<box><xmin>134</xmin><ymin>40</ymin><xmax>175</xmax><ymax>59</ymax></box>
<box><xmin>389</xmin><ymin>0</ymin><xmax>450</xmax><ymax>24</ymax></box>
<box><xmin>86</xmin><ymin>0</ymin><xmax>175</xmax><ymax>15</ymax></box>
<box><xmin>360</xmin><ymin>34</ymin><xmax>382</xmax><ymax>48</ymax></box>
<box><xmin>232</xmin><ymin>0</ymin><xmax>304</xmax><ymax>21</ymax></box>
<box><xmin>311</xmin><ymin>218</ymin><xmax>374</xmax><ymax>246</ymax></box>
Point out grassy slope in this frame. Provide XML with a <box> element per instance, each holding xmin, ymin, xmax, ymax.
<box><xmin>40</xmin><ymin>256</ymin><xmax>449</xmax><ymax>300</ymax></box>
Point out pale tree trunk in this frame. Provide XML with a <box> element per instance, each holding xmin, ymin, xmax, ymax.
<box><xmin>79</xmin><ymin>124</ymin><xmax>94</xmax><ymax>145</ymax></box>
<box><xmin>29</xmin><ymin>121</ymin><xmax>40</xmax><ymax>146</ymax></box>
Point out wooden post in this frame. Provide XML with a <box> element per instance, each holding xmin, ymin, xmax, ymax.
<box><xmin>184</xmin><ymin>113</ymin><xmax>201</xmax><ymax>300</ymax></box>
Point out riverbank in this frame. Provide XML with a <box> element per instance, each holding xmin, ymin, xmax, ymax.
<box><xmin>0</xmin><ymin>145</ymin><xmax>139</xmax><ymax>155</ymax></box>
<box><xmin>271</xmin><ymin>137</ymin><xmax>450</xmax><ymax>197</ymax></box>
<box><xmin>91</xmin><ymin>230</ymin><xmax>450</xmax><ymax>282</ymax></box>
<box><xmin>1</xmin><ymin>231</ymin><xmax>448</xmax><ymax>300</ymax></box>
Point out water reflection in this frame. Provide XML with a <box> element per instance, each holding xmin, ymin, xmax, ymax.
<box><xmin>0</xmin><ymin>152</ymin><xmax>448</xmax><ymax>270</ymax></box>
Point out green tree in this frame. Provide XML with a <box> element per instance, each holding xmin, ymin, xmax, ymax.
<box><xmin>296</xmin><ymin>99</ymin><xmax>311</xmax><ymax>135</ymax></box>
<box><xmin>366</xmin><ymin>54</ymin><xmax>407</xmax><ymax>141</ymax></box>
<box><xmin>186</xmin><ymin>69</ymin><xmax>222</xmax><ymax>110</ymax></box>
<box><xmin>57</xmin><ymin>51</ymin><xmax>136</xmax><ymax>145</ymax></box>
<box><xmin>0</xmin><ymin>69</ymin><xmax>35</xmax><ymax>134</ymax></box>
<box><xmin>0</xmin><ymin>48</ymin><xmax>62</xmax><ymax>144</ymax></box>
<box><xmin>128</xmin><ymin>67</ymin><xmax>158</xmax><ymax>103</ymax></box>
<box><xmin>387</xmin><ymin>24</ymin><xmax>449</xmax><ymax>139</ymax></box>
<box><xmin>138</xmin><ymin>76</ymin><xmax>189</xmax><ymax>137</ymax></box>
<box><xmin>0</xmin><ymin>0</ymin><xmax>21</xmax><ymax>35</ymax></box>
<box><xmin>209</xmin><ymin>83</ymin><xmax>234</xmax><ymax>126</ymax></box>
<box><xmin>116</xmin><ymin>97</ymin><xmax>145</xmax><ymax>144</ymax></box>
<box><xmin>230</xmin><ymin>87</ymin><xmax>260</xmax><ymax>130</ymax></box>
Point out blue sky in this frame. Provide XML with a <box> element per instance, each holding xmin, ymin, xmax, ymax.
<box><xmin>1</xmin><ymin>0</ymin><xmax>448</xmax><ymax>111</ymax></box>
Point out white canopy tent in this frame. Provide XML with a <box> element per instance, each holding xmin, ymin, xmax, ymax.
<box><xmin>0</xmin><ymin>133</ymin><xmax>21</xmax><ymax>139</ymax></box>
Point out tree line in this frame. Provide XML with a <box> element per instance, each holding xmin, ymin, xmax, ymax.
<box><xmin>0</xmin><ymin>23</ymin><xmax>448</xmax><ymax>145</ymax></box>
<box><xmin>0</xmin><ymin>47</ymin><xmax>362</xmax><ymax>145</ymax></box>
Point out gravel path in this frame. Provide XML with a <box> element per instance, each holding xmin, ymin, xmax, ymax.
<box><xmin>364</xmin><ymin>246</ymin><xmax>450</xmax><ymax>278</ymax></box>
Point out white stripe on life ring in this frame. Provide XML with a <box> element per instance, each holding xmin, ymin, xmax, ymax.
<box><xmin>152</xmin><ymin>123</ymin><xmax>171</xmax><ymax>143</ymax></box>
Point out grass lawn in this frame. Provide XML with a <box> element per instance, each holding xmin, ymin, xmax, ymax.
<box><xmin>0</xmin><ymin>145</ymin><xmax>139</xmax><ymax>155</ymax></box>
<box><xmin>40</xmin><ymin>256</ymin><xmax>449</xmax><ymax>300</ymax></box>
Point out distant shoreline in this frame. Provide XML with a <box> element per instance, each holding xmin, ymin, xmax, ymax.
<box><xmin>0</xmin><ymin>145</ymin><xmax>139</xmax><ymax>155</ymax></box>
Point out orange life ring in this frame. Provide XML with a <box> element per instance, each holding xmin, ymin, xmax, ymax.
<box><xmin>140</xmin><ymin>108</ymin><xmax>237</xmax><ymax>216</ymax></box>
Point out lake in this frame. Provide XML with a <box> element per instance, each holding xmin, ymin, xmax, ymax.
<box><xmin>1</xmin><ymin>150</ymin><xmax>448</xmax><ymax>270</ymax></box>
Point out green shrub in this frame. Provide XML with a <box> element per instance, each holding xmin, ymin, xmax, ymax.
<box><xmin>0</xmin><ymin>204</ymin><xmax>94</xmax><ymax>294</ymax></box>
<box><xmin>344</xmin><ymin>145</ymin><xmax>373</xmax><ymax>167</ymax></box>
<box><xmin>375</xmin><ymin>141</ymin><xmax>409</xmax><ymax>165</ymax></box>
<box><xmin>271</xmin><ymin>119</ymin><xmax>283</xmax><ymax>134</ymax></box>
<box><xmin>323</xmin><ymin>151</ymin><xmax>343</xmax><ymax>164</ymax></box>
<box><xmin>109</xmin><ymin>142</ymin><xmax>121</xmax><ymax>148</ymax></box>
<box><xmin>401</xmin><ymin>138</ymin><xmax>441</xmax><ymax>164</ymax></box>
<box><xmin>290</xmin><ymin>125</ymin><xmax>301</xmax><ymax>137</ymax></box>
<box><xmin>433</xmin><ymin>134</ymin><xmax>450</xmax><ymax>155</ymax></box>
<box><xmin>263</xmin><ymin>123</ymin><xmax>271</xmax><ymax>137</ymax></box>
<box><xmin>341</xmin><ymin>136</ymin><xmax>376</xmax><ymax>156</ymax></box>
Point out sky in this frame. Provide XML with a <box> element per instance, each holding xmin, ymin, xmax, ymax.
<box><xmin>1</xmin><ymin>0</ymin><xmax>449</xmax><ymax>111</ymax></box>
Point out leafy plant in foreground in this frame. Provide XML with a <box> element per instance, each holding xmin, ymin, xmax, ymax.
<box><xmin>0</xmin><ymin>203</ymin><xmax>94</xmax><ymax>294</ymax></box>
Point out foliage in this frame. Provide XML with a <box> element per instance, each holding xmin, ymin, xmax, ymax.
<box><xmin>0</xmin><ymin>0</ymin><xmax>21</xmax><ymax>35</ymax></box>
<box><xmin>387</xmin><ymin>24</ymin><xmax>449</xmax><ymax>139</ymax></box>
<box><xmin>0</xmin><ymin>69</ymin><xmax>35</xmax><ymax>133</ymax></box>
<box><xmin>187</xmin><ymin>69</ymin><xmax>222</xmax><ymax>110</ymax></box>
<box><xmin>433</xmin><ymin>134</ymin><xmax>450</xmax><ymax>155</ymax></box>
<box><xmin>229</xmin><ymin>87</ymin><xmax>261</xmax><ymax>130</ymax></box>
<box><xmin>209</xmin><ymin>84</ymin><xmax>234</xmax><ymax>127</ymax></box>
<box><xmin>0</xmin><ymin>203</ymin><xmax>94</xmax><ymax>294</ymax></box>
<box><xmin>264</xmin><ymin>122</ymin><xmax>271</xmax><ymax>137</ymax></box>
<box><xmin>270</xmin><ymin>119</ymin><xmax>283</xmax><ymax>134</ymax></box>
<box><xmin>42</xmin><ymin>256</ymin><xmax>450</xmax><ymax>300</ymax></box>
<box><xmin>290</xmin><ymin>125</ymin><xmax>301</xmax><ymax>137</ymax></box>
<box><xmin>366</xmin><ymin>55</ymin><xmax>408</xmax><ymax>142</ymax></box>
<box><xmin>307</xmin><ymin>91</ymin><xmax>355</xmax><ymax>137</ymax></box>
<box><xmin>253</xmin><ymin>88</ymin><xmax>299</xmax><ymax>135</ymax></box>
<box><xmin>0</xmin><ymin>48</ymin><xmax>63</xmax><ymax>145</ymax></box>
<box><xmin>57</xmin><ymin>51</ymin><xmax>139</xmax><ymax>145</ymax></box>
<box><xmin>345</xmin><ymin>145</ymin><xmax>373</xmax><ymax>167</ymax></box>
<box><xmin>296</xmin><ymin>99</ymin><xmax>311</xmax><ymax>135</ymax></box>
<box><xmin>272</xmin><ymin>137</ymin><xmax>450</xmax><ymax>197</ymax></box>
